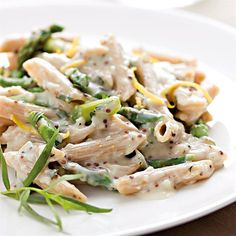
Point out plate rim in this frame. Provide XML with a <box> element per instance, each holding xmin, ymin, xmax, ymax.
<box><xmin>0</xmin><ymin>2</ymin><xmax>235</xmax><ymax>235</ymax></box>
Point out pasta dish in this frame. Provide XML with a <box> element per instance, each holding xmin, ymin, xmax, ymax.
<box><xmin>0</xmin><ymin>25</ymin><xmax>226</xmax><ymax>229</ymax></box>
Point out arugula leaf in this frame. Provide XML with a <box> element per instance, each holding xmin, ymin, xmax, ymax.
<box><xmin>0</xmin><ymin>146</ymin><xmax>10</xmax><ymax>190</ymax></box>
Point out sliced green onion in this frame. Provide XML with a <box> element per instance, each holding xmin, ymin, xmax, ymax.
<box><xmin>71</xmin><ymin>96</ymin><xmax>121</xmax><ymax>122</ymax></box>
<box><xmin>27</xmin><ymin>112</ymin><xmax>57</xmax><ymax>142</ymax></box>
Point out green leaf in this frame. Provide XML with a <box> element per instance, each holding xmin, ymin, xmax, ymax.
<box><xmin>45</xmin><ymin>192</ymin><xmax>112</xmax><ymax>213</ymax></box>
<box><xmin>27</xmin><ymin>193</ymin><xmax>48</xmax><ymax>204</ymax></box>
<box><xmin>18</xmin><ymin>189</ymin><xmax>31</xmax><ymax>212</ymax></box>
<box><xmin>23</xmin><ymin>130</ymin><xmax>58</xmax><ymax>187</ymax></box>
<box><xmin>45</xmin><ymin>197</ymin><xmax>62</xmax><ymax>231</ymax></box>
<box><xmin>22</xmin><ymin>201</ymin><xmax>58</xmax><ymax>227</ymax></box>
<box><xmin>0</xmin><ymin>146</ymin><xmax>10</xmax><ymax>190</ymax></box>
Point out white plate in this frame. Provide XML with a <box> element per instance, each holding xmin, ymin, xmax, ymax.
<box><xmin>0</xmin><ymin>3</ymin><xmax>236</xmax><ymax>236</ymax></box>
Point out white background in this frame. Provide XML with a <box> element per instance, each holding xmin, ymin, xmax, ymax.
<box><xmin>0</xmin><ymin>0</ymin><xmax>235</xmax><ymax>28</ymax></box>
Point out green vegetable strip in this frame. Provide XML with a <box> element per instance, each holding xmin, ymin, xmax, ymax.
<box><xmin>48</xmin><ymin>164</ymin><xmax>113</xmax><ymax>190</ymax></box>
<box><xmin>43</xmin><ymin>38</ymin><xmax>67</xmax><ymax>53</ymax></box>
<box><xmin>23</xmin><ymin>130</ymin><xmax>58</xmax><ymax>187</ymax></box>
<box><xmin>10</xmin><ymin>70</ymin><xmax>25</xmax><ymax>78</ymax></box>
<box><xmin>18</xmin><ymin>189</ymin><xmax>31</xmax><ymax>212</ymax></box>
<box><xmin>66</xmin><ymin>69</ymin><xmax>90</xmax><ymax>93</ymax></box>
<box><xmin>71</xmin><ymin>96</ymin><xmax>121</xmax><ymax>122</ymax></box>
<box><xmin>27</xmin><ymin>112</ymin><xmax>57</xmax><ymax>142</ymax></box>
<box><xmin>0</xmin><ymin>146</ymin><xmax>10</xmax><ymax>190</ymax></box>
<box><xmin>58</xmin><ymin>195</ymin><xmax>112</xmax><ymax>213</ymax></box>
<box><xmin>190</xmin><ymin>123</ymin><xmax>208</xmax><ymax>138</ymax></box>
<box><xmin>0</xmin><ymin>76</ymin><xmax>35</xmax><ymax>89</ymax></box>
<box><xmin>27</xmin><ymin>193</ymin><xmax>47</xmax><ymax>204</ymax></box>
<box><xmin>2</xmin><ymin>187</ymin><xmax>112</xmax><ymax>213</ymax></box>
<box><xmin>66</xmin><ymin>69</ymin><xmax>109</xmax><ymax>99</ymax></box>
<box><xmin>17</xmin><ymin>24</ymin><xmax>64</xmax><ymax>69</ymax></box>
<box><xmin>45</xmin><ymin>197</ymin><xmax>62</xmax><ymax>231</ymax></box>
<box><xmin>21</xmin><ymin>202</ymin><xmax>58</xmax><ymax>227</ymax></box>
<box><xmin>118</xmin><ymin>107</ymin><xmax>163</xmax><ymax>125</ymax></box>
<box><xmin>147</xmin><ymin>156</ymin><xmax>190</xmax><ymax>168</ymax></box>
<box><xmin>28</xmin><ymin>87</ymin><xmax>44</xmax><ymax>93</ymax></box>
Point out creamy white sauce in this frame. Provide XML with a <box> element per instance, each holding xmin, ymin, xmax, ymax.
<box><xmin>135</xmin><ymin>179</ymin><xmax>176</xmax><ymax>200</ymax></box>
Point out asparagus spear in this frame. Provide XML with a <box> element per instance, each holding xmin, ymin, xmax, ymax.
<box><xmin>147</xmin><ymin>156</ymin><xmax>192</xmax><ymax>168</ymax></box>
<box><xmin>190</xmin><ymin>123</ymin><xmax>208</xmax><ymax>138</ymax></box>
<box><xmin>118</xmin><ymin>107</ymin><xmax>163</xmax><ymax>125</ymax></box>
<box><xmin>17</xmin><ymin>24</ymin><xmax>64</xmax><ymax>69</ymax></box>
<box><xmin>71</xmin><ymin>96</ymin><xmax>121</xmax><ymax>122</ymax></box>
<box><xmin>0</xmin><ymin>76</ymin><xmax>35</xmax><ymax>89</ymax></box>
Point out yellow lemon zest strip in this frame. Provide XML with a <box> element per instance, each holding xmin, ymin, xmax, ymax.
<box><xmin>11</xmin><ymin>115</ymin><xmax>36</xmax><ymax>134</ymax></box>
<box><xmin>60</xmin><ymin>130</ymin><xmax>70</xmax><ymax>140</ymax></box>
<box><xmin>66</xmin><ymin>37</ymin><xmax>80</xmax><ymax>58</ymax></box>
<box><xmin>135</xmin><ymin>96</ymin><xmax>144</xmax><ymax>109</ymax></box>
<box><xmin>161</xmin><ymin>81</ymin><xmax>212</xmax><ymax>108</ymax></box>
<box><xmin>60</xmin><ymin>59</ymin><xmax>87</xmax><ymax>72</ymax></box>
<box><xmin>131</xmin><ymin>68</ymin><xmax>164</xmax><ymax>106</ymax></box>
